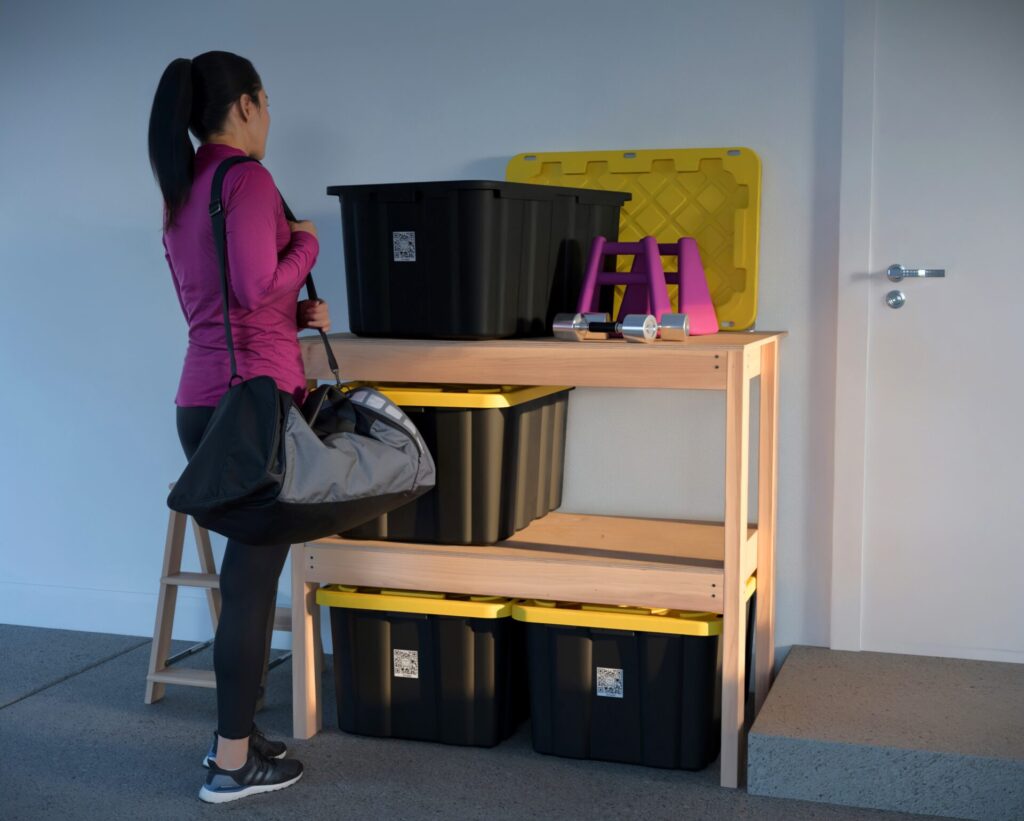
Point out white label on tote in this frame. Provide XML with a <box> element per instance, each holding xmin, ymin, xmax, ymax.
<box><xmin>393</xmin><ymin>648</ymin><xmax>419</xmax><ymax>679</ymax></box>
<box><xmin>393</xmin><ymin>231</ymin><xmax>416</xmax><ymax>262</ymax></box>
<box><xmin>595</xmin><ymin>666</ymin><xmax>624</xmax><ymax>698</ymax></box>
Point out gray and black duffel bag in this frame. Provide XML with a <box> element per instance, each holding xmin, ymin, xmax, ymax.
<box><xmin>167</xmin><ymin>157</ymin><xmax>435</xmax><ymax>546</ymax></box>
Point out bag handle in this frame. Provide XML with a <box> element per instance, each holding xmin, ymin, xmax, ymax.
<box><xmin>209</xmin><ymin>156</ymin><xmax>341</xmax><ymax>387</ymax></box>
<box><xmin>277</xmin><ymin>194</ymin><xmax>342</xmax><ymax>385</ymax></box>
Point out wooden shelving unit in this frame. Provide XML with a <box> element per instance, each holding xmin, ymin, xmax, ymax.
<box><xmin>291</xmin><ymin>331</ymin><xmax>783</xmax><ymax>789</ymax></box>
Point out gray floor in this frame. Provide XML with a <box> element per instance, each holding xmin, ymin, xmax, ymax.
<box><xmin>0</xmin><ymin>624</ymin><xmax>947</xmax><ymax>821</ymax></box>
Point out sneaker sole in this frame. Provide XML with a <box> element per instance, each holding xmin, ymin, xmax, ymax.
<box><xmin>203</xmin><ymin>751</ymin><xmax>286</xmax><ymax>769</ymax></box>
<box><xmin>197</xmin><ymin>770</ymin><xmax>302</xmax><ymax>804</ymax></box>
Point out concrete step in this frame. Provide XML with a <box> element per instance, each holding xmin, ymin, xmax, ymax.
<box><xmin>748</xmin><ymin>646</ymin><xmax>1024</xmax><ymax>820</ymax></box>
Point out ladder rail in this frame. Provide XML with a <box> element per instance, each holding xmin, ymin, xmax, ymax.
<box><xmin>145</xmin><ymin>507</ymin><xmax>289</xmax><ymax>708</ymax></box>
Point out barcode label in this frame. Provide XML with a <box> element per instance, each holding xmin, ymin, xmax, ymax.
<box><xmin>393</xmin><ymin>648</ymin><xmax>419</xmax><ymax>679</ymax></box>
<box><xmin>393</xmin><ymin>231</ymin><xmax>416</xmax><ymax>262</ymax></box>
<box><xmin>595</xmin><ymin>666</ymin><xmax>624</xmax><ymax>698</ymax></box>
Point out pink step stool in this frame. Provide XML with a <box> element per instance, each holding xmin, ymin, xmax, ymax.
<box><xmin>576</xmin><ymin>236</ymin><xmax>719</xmax><ymax>336</ymax></box>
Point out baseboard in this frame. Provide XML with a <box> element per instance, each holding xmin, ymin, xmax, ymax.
<box><xmin>0</xmin><ymin>581</ymin><xmax>330</xmax><ymax>653</ymax></box>
<box><xmin>861</xmin><ymin>638</ymin><xmax>1024</xmax><ymax>665</ymax></box>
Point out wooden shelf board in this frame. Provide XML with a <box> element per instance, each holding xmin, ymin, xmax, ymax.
<box><xmin>305</xmin><ymin>512</ymin><xmax>757</xmax><ymax>612</ymax></box>
<box><xmin>300</xmin><ymin>332</ymin><xmax>785</xmax><ymax>391</ymax></box>
<box><xmin>309</xmin><ymin>512</ymin><xmax>753</xmax><ymax>564</ymax></box>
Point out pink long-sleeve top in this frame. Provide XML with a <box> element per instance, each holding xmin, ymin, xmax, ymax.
<box><xmin>163</xmin><ymin>143</ymin><xmax>319</xmax><ymax>407</ymax></box>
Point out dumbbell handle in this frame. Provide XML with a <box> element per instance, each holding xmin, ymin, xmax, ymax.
<box><xmin>577</xmin><ymin>311</ymin><xmax>655</xmax><ymax>339</ymax></box>
<box><xmin>581</xmin><ymin>321</ymin><xmax>623</xmax><ymax>334</ymax></box>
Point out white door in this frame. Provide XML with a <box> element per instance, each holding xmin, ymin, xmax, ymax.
<box><xmin>832</xmin><ymin>0</ymin><xmax>1024</xmax><ymax>662</ymax></box>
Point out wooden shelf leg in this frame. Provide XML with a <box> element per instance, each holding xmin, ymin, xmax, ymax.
<box><xmin>291</xmin><ymin>544</ymin><xmax>322</xmax><ymax>739</ymax></box>
<box><xmin>721</xmin><ymin>350</ymin><xmax>751</xmax><ymax>788</ymax></box>
<box><xmin>754</xmin><ymin>339</ymin><xmax>779</xmax><ymax>715</ymax></box>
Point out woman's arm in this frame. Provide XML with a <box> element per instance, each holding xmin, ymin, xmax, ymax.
<box><xmin>223</xmin><ymin>164</ymin><xmax>319</xmax><ymax>311</ymax></box>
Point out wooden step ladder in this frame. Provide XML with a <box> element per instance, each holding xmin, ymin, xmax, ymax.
<box><xmin>145</xmin><ymin>497</ymin><xmax>292</xmax><ymax>706</ymax></box>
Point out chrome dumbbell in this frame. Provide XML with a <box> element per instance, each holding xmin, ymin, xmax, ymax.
<box><xmin>553</xmin><ymin>312</ymin><xmax>627</xmax><ymax>340</ymax></box>
<box><xmin>649</xmin><ymin>313</ymin><xmax>689</xmax><ymax>341</ymax></box>
<box><xmin>552</xmin><ymin>312</ymin><xmax>689</xmax><ymax>343</ymax></box>
<box><xmin>553</xmin><ymin>312</ymin><xmax>656</xmax><ymax>342</ymax></box>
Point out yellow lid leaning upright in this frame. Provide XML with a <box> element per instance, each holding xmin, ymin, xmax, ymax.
<box><xmin>507</xmin><ymin>147</ymin><xmax>762</xmax><ymax>330</ymax></box>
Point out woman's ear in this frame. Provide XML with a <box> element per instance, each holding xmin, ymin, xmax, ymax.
<box><xmin>237</xmin><ymin>93</ymin><xmax>256</xmax><ymax>123</ymax></box>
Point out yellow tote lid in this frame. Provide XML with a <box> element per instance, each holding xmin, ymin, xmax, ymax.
<box><xmin>511</xmin><ymin>576</ymin><xmax>756</xmax><ymax>636</ymax></box>
<box><xmin>316</xmin><ymin>584</ymin><xmax>513</xmax><ymax>619</ymax></box>
<box><xmin>512</xmin><ymin>601</ymin><xmax>721</xmax><ymax>636</ymax></box>
<box><xmin>345</xmin><ymin>383</ymin><xmax>571</xmax><ymax>409</ymax></box>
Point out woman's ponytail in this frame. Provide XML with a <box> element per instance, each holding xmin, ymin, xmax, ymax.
<box><xmin>148</xmin><ymin>58</ymin><xmax>196</xmax><ymax>231</ymax></box>
<box><xmin>148</xmin><ymin>52</ymin><xmax>262</xmax><ymax>231</ymax></box>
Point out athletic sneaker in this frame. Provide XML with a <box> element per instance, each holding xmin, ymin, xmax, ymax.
<box><xmin>202</xmin><ymin>724</ymin><xmax>287</xmax><ymax>768</ymax></box>
<box><xmin>198</xmin><ymin>750</ymin><xmax>303</xmax><ymax>804</ymax></box>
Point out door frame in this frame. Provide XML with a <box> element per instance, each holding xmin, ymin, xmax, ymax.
<box><xmin>830</xmin><ymin>0</ymin><xmax>879</xmax><ymax>652</ymax></box>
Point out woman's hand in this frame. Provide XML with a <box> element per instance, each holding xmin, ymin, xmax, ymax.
<box><xmin>297</xmin><ymin>299</ymin><xmax>331</xmax><ymax>332</ymax></box>
<box><xmin>289</xmin><ymin>219</ymin><xmax>318</xmax><ymax>239</ymax></box>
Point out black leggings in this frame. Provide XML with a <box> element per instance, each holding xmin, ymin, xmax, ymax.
<box><xmin>176</xmin><ymin>406</ymin><xmax>291</xmax><ymax>740</ymax></box>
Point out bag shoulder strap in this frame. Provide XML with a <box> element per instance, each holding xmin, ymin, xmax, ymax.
<box><xmin>209</xmin><ymin>156</ymin><xmax>340</xmax><ymax>386</ymax></box>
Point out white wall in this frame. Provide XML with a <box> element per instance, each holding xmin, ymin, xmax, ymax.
<box><xmin>0</xmin><ymin>0</ymin><xmax>842</xmax><ymax>653</ymax></box>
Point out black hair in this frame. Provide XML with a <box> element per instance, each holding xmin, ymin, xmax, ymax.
<box><xmin>147</xmin><ymin>51</ymin><xmax>262</xmax><ymax>230</ymax></box>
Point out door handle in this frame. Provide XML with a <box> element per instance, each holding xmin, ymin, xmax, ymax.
<box><xmin>887</xmin><ymin>264</ymin><xmax>946</xmax><ymax>282</ymax></box>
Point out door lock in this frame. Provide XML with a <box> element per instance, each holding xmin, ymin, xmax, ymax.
<box><xmin>886</xmin><ymin>290</ymin><xmax>906</xmax><ymax>309</ymax></box>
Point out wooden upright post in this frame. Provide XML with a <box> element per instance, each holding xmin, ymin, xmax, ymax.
<box><xmin>754</xmin><ymin>339</ymin><xmax>779</xmax><ymax>713</ymax></box>
<box><xmin>721</xmin><ymin>348</ymin><xmax>752</xmax><ymax>788</ymax></box>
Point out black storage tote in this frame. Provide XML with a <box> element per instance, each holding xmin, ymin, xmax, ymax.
<box><xmin>342</xmin><ymin>385</ymin><xmax>571</xmax><ymax>545</ymax></box>
<box><xmin>317</xmin><ymin>585</ymin><xmax>526</xmax><ymax>748</ymax></box>
<box><xmin>513</xmin><ymin>577</ymin><xmax>756</xmax><ymax>771</ymax></box>
<box><xmin>327</xmin><ymin>179</ymin><xmax>629</xmax><ymax>339</ymax></box>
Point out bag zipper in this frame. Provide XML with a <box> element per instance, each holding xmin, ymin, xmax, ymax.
<box><xmin>353</xmin><ymin>396</ymin><xmax>427</xmax><ymax>459</ymax></box>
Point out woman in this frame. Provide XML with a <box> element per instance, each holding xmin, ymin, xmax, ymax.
<box><xmin>148</xmin><ymin>51</ymin><xmax>329</xmax><ymax>804</ymax></box>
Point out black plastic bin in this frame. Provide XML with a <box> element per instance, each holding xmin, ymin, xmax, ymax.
<box><xmin>327</xmin><ymin>179</ymin><xmax>630</xmax><ymax>339</ymax></box>
<box><xmin>342</xmin><ymin>384</ymin><xmax>571</xmax><ymax>545</ymax></box>
<box><xmin>512</xmin><ymin>578</ymin><xmax>756</xmax><ymax>771</ymax></box>
<box><xmin>316</xmin><ymin>586</ymin><xmax>526</xmax><ymax>747</ymax></box>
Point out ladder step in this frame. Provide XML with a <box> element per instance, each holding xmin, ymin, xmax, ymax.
<box><xmin>161</xmin><ymin>571</ymin><xmax>219</xmax><ymax>588</ymax></box>
<box><xmin>164</xmin><ymin>639</ymin><xmax>213</xmax><ymax>667</ymax></box>
<box><xmin>147</xmin><ymin>668</ymin><xmax>216</xmax><ymax>688</ymax></box>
